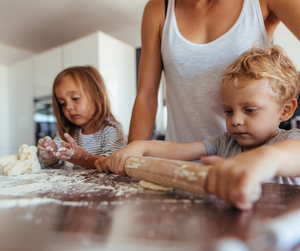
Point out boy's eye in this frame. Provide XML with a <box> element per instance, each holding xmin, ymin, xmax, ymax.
<box><xmin>224</xmin><ymin>110</ymin><xmax>233</xmax><ymax>115</ymax></box>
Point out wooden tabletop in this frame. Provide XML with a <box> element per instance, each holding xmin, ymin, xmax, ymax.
<box><xmin>1</xmin><ymin>165</ymin><xmax>300</xmax><ymax>251</ymax></box>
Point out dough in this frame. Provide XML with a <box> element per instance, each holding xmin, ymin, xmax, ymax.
<box><xmin>0</xmin><ymin>144</ymin><xmax>41</xmax><ymax>176</ymax></box>
<box><xmin>139</xmin><ymin>180</ymin><xmax>172</xmax><ymax>191</ymax></box>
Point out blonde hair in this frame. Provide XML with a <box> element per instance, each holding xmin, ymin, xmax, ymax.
<box><xmin>222</xmin><ymin>45</ymin><xmax>300</xmax><ymax>104</ymax></box>
<box><xmin>52</xmin><ymin>65</ymin><xmax>122</xmax><ymax>141</ymax></box>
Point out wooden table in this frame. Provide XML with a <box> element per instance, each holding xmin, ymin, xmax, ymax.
<box><xmin>1</xmin><ymin>165</ymin><xmax>300</xmax><ymax>251</ymax></box>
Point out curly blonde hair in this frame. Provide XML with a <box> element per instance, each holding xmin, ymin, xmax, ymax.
<box><xmin>52</xmin><ymin>65</ymin><xmax>122</xmax><ymax>142</ymax></box>
<box><xmin>222</xmin><ymin>45</ymin><xmax>300</xmax><ymax>104</ymax></box>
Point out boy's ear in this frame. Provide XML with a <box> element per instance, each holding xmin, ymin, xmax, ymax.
<box><xmin>280</xmin><ymin>98</ymin><xmax>298</xmax><ymax>121</ymax></box>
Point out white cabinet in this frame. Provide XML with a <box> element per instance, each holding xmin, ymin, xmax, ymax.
<box><xmin>63</xmin><ymin>31</ymin><xmax>136</xmax><ymax>136</ymax></box>
<box><xmin>8</xmin><ymin>59</ymin><xmax>35</xmax><ymax>154</ymax></box>
<box><xmin>0</xmin><ymin>65</ymin><xmax>10</xmax><ymax>156</ymax></box>
<box><xmin>63</xmin><ymin>33</ymin><xmax>100</xmax><ymax>69</ymax></box>
<box><xmin>33</xmin><ymin>46</ymin><xmax>62</xmax><ymax>98</ymax></box>
<box><xmin>273</xmin><ymin>23</ymin><xmax>300</xmax><ymax>71</ymax></box>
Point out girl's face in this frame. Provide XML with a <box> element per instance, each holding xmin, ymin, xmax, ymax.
<box><xmin>55</xmin><ymin>74</ymin><xmax>97</xmax><ymax>134</ymax></box>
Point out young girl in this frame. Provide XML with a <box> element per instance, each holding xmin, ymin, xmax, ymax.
<box><xmin>38</xmin><ymin>66</ymin><xmax>125</xmax><ymax>168</ymax></box>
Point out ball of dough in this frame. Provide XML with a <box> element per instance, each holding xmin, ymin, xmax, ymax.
<box><xmin>0</xmin><ymin>144</ymin><xmax>41</xmax><ymax>176</ymax></box>
<box><xmin>139</xmin><ymin>180</ymin><xmax>172</xmax><ymax>191</ymax></box>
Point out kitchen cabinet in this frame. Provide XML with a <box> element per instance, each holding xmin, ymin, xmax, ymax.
<box><xmin>7</xmin><ymin>59</ymin><xmax>35</xmax><ymax>153</ymax></box>
<box><xmin>0</xmin><ymin>65</ymin><xmax>10</xmax><ymax>156</ymax></box>
<box><xmin>273</xmin><ymin>22</ymin><xmax>300</xmax><ymax>71</ymax></box>
<box><xmin>33</xmin><ymin>47</ymin><xmax>62</xmax><ymax>98</ymax></box>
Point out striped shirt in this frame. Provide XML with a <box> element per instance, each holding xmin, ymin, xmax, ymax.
<box><xmin>53</xmin><ymin>122</ymin><xmax>125</xmax><ymax>157</ymax></box>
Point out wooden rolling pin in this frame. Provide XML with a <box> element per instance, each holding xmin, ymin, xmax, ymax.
<box><xmin>125</xmin><ymin>156</ymin><xmax>262</xmax><ymax>201</ymax></box>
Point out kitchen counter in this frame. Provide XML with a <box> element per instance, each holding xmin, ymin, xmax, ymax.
<box><xmin>1</xmin><ymin>165</ymin><xmax>300</xmax><ymax>251</ymax></box>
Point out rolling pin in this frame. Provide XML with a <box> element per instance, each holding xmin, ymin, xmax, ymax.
<box><xmin>124</xmin><ymin>156</ymin><xmax>262</xmax><ymax>201</ymax></box>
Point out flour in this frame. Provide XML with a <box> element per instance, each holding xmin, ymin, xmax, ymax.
<box><xmin>0</xmin><ymin>144</ymin><xmax>41</xmax><ymax>176</ymax></box>
<box><xmin>0</xmin><ymin>166</ymin><xmax>204</xmax><ymax>209</ymax></box>
<box><xmin>0</xmin><ymin>168</ymin><xmax>143</xmax><ymax>200</ymax></box>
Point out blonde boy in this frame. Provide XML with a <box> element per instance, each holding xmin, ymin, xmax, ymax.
<box><xmin>96</xmin><ymin>45</ymin><xmax>300</xmax><ymax>210</ymax></box>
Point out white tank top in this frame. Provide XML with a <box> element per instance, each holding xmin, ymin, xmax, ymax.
<box><xmin>161</xmin><ymin>0</ymin><xmax>270</xmax><ymax>142</ymax></box>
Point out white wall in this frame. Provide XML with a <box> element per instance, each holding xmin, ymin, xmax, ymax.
<box><xmin>99</xmin><ymin>32</ymin><xmax>136</xmax><ymax>136</ymax></box>
<box><xmin>273</xmin><ymin>22</ymin><xmax>300</xmax><ymax>70</ymax></box>
<box><xmin>8</xmin><ymin>59</ymin><xmax>35</xmax><ymax>154</ymax></box>
<box><xmin>33</xmin><ymin>46</ymin><xmax>62</xmax><ymax>98</ymax></box>
<box><xmin>63</xmin><ymin>33</ymin><xmax>99</xmax><ymax>69</ymax></box>
<box><xmin>0</xmin><ymin>65</ymin><xmax>10</xmax><ymax>156</ymax></box>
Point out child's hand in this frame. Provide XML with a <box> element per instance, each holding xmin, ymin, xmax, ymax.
<box><xmin>38</xmin><ymin>136</ymin><xmax>58</xmax><ymax>162</ymax></box>
<box><xmin>105</xmin><ymin>141</ymin><xmax>145</xmax><ymax>176</ymax></box>
<box><xmin>203</xmin><ymin>147</ymin><xmax>279</xmax><ymax>210</ymax></box>
<box><xmin>94</xmin><ymin>156</ymin><xmax>110</xmax><ymax>173</ymax></box>
<box><xmin>53</xmin><ymin>133</ymin><xmax>91</xmax><ymax>164</ymax></box>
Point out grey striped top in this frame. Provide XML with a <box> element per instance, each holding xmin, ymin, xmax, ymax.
<box><xmin>53</xmin><ymin>122</ymin><xmax>125</xmax><ymax>157</ymax></box>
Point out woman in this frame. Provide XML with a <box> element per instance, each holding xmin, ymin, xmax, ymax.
<box><xmin>128</xmin><ymin>0</ymin><xmax>300</xmax><ymax>143</ymax></box>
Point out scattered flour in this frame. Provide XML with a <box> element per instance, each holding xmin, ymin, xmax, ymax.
<box><xmin>0</xmin><ymin>183</ymin><xmax>53</xmax><ymax>196</ymax></box>
<box><xmin>0</xmin><ymin>168</ymin><xmax>143</xmax><ymax>202</ymax></box>
<box><xmin>0</xmin><ymin>167</ymin><xmax>204</xmax><ymax>209</ymax></box>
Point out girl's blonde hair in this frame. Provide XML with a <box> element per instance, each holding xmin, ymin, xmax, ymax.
<box><xmin>222</xmin><ymin>45</ymin><xmax>300</xmax><ymax>104</ymax></box>
<box><xmin>52</xmin><ymin>65</ymin><xmax>121</xmax><ymax>141</ymax></box>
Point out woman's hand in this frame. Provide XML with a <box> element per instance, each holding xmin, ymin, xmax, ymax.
<box><xmin>53</xmin><ymin>133</ymin><xmax>91</xmax><ymax>164</ymax></box>
<box><xmin>37</xmin><ymin>136</ymin><xmax>58</xmax><ymax>165</ymax></box>
<box><xmin>104</xmin><ymin>141</ymin><xmax>145</xmax><ymax>176</ymax></box>
<box><xmin>203</xmin><ymin>147</ymin><xmax>280</xmax><ymax>210</ymax></box>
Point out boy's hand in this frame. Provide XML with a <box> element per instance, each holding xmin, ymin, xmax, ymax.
<box><xmin>53</xmin><ymin>133</ymin><xmax>91</xmax><ymax>164</ymax></box>
<box><xmin>105</xmin><ymin>141</ymin><xmax>144</xmax><ymax>176</ymax></box>
<box><xmin>202</xmin><ymin>147</ymin><xmax>279</xmax><ymax>210</ymax></box>
<box><xmin>38</xmin><ymin>136</ymin><xmax>58</xmax><ymax>161</ymax></box>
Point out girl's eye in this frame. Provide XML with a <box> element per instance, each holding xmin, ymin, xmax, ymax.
<box><xmin>245</xmin><ymin>109</ymin><xmax>256</xmax><ymax>113</ymax></box>
<box><xmin>60</xmin><ymin>103</ymin><xmax>66</xmax><ymax>107</ymax></box>
<box><xmin>224</xmin><ymin>110</ymin><xmax>233</xmax><ymax>115</ymax></box>
<box><xmin>73</xmin><ymin>97</ymin><xmax>79</xmax><ymax>101</ymax></box>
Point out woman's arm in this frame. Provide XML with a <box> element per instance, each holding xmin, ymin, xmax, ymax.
<box><xmin>262</xmin><ymin>0</ymin><xmax>300</xmax><ymax>41</ymax></box>
<box><xmin>106</xmin><ymin>140</ymin><xmax>207</xmax><ymax>176</ymax></box>
<box><xmin>128</xmin><ymin>0</ymin><xmax>165</xmax><ymax>143</ymax></box>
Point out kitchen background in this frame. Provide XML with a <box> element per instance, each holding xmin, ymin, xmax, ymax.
<box><xmin>0</xmin><ymin>0</ymin><xmax>299</xmax><ymax>156</ymax></box>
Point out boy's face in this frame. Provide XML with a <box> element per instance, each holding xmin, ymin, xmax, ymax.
<box><xmin>221</xmin><ymin>79</ymin><xmax>283</xmax><ymax>151</ymax></box>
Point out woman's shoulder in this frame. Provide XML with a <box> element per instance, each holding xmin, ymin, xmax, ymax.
<box><xmin>142</xmin><ymin>0</ymin><xmax>165</xmax><ymax>35</ymax></box>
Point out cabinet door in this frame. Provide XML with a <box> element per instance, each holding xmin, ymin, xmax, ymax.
<box><xmin>8</xmin><ymin>59</ymin><xmax>35</xmax><ymax>153</ymax></box>
<box><xmin>63</xmin><ymin>33</ymin><xmax>99</xmax><ymax>69</ymax></box>
<box><xmin>99</xmin><ymin>32</ymin><xmax>136</xmax><ymax>136</ymax></box>
<box><xmin>273</xmin><ymin>22</ymin><xmax>300</xmax><ymax>71</ymax></box>
<box><xmin>34</xmin><ymin>47</ymin><xmax>62</xmax><ymax>98</ymax></box>
<box><xmin>0</xmin><ymin>66</ymin><xmax>10</xmax><ymax>156</ymax></box>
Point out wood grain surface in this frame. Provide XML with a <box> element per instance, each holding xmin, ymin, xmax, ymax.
<box><xmin>0</xmin><ymin>165</ymin><xmax>300</xmax><ymax>251</ymax></box>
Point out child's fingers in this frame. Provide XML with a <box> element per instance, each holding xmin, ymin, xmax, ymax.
<box><xmin>61</xmin><ymin>140</ymin><xmax>71</xmax><ymax>149</ymax></box>
<box><xmin>64</xmin><ymin>133</ymin><xmax>76</xmax><ymax>148</ymax></box>
<box><xmin>95</xmin><ymin>157</ymin><xmax>110</xmax><ymax>173</ymax></box>
<box><xmin>53</xmin><ymin>147</ymin><xmax>75</xmax><ymax>160</ymax></box>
